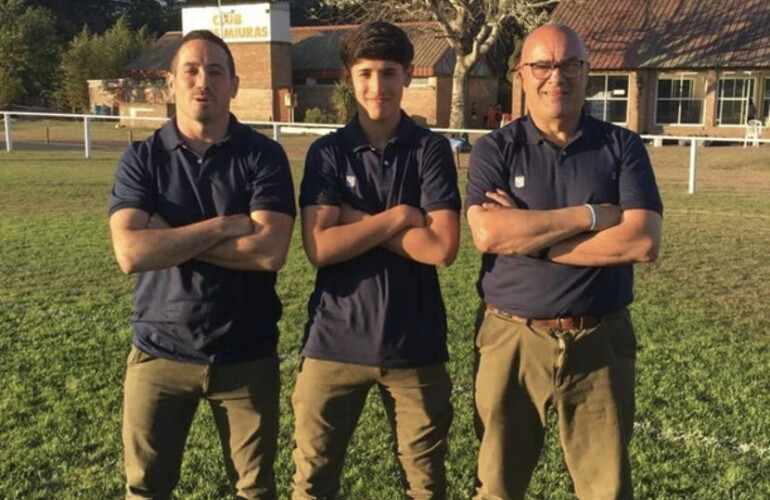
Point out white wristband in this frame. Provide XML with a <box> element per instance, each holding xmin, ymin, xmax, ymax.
<box><xmin>585</xmin><ymin>204</ymin><xmax>597</xmax><ymax>231</ymax></box>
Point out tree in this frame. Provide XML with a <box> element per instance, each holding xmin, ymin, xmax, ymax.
<box><xmin>316</xmin><ymin>0</ymin><xmax>559</xmax><ymax>128</ymax></box>
<box><xmin>331</xmin><ymin>80</ymin><xmax>356</xmax><ymax>123</ymax></box>
<box><xmin>0</xmin><ymin>0</ymin><xmax>61</xmax><ymax>107</ymax></box>
<box><xmin>56</xmin><ymin>16</ymin><xmax>154</xmax><ymax>112</ymax></box>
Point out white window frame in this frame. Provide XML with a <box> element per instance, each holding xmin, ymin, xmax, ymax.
<box><xmin>654</xmin><ymin>73</ymin><xmax>705</xmax><ymax>126</ymax></box>
<box><xmin>585</xmin><ymin>74</ymin><xmax>629</xmax><ymax>124</ymax></box>
<box><xmin>716</xmin><ymin>74</ymin><xmax>757</xmax><ymax>127</ymax></box>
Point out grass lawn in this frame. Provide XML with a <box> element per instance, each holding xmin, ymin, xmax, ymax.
<box><xmin>1</xmin><ymin>137</ymin><xmax>769</xmax><ymax>499</ymax></box>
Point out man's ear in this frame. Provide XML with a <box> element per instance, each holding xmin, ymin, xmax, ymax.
<box><xmin>231</xmin><ymin>74</ymin><xmax>239</xmax><ymax>98</ymax></box>
<box><xmin>344</xmin><ymin>68</ymin><xmax>353</xmax><ymax>89</ymax></box>
<box><xmin>404</xmin><ymin>64</ymin><xmax>414</xmax><ymax>88</ymax></box>
<box><xmin>167</xmin><ymin>72</ymin><xmax>175</xmax><ymax>93</ymax></box>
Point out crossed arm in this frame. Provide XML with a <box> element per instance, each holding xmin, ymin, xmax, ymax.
<box><xmin>467</xmin><ymin>188</ymin><xmax>661</xmax><ymax>266</ymax></box>
<box><xmin>109</xmin><ymin>208</ymin><xmax>294</xmax><ymax>274</ymax></box>
<box><xmin>301</xmin><ymin>203</ymin><xmax>460</xmax><ymax>268</ymax></box>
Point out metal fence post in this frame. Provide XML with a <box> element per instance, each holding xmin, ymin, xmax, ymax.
<box><xmin>272</xmin><ymin>123</ymin><xmax>281</xmax><ymax>143</ymax></box>
<box><xmin>4</xmin><ymin>113</ymin><xmax>12</xmax><ymax>152</ymax></box>
<box><xmin>688</xmin><ymin>137</ymin><xmax>697</xmax><ymax>194</ymax></box>
<box><xmin>84</xmin><ymin>116</ymin><xmax>92</xmax><ymax>159</ymax></box>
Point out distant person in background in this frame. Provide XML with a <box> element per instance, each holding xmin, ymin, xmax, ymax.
<box><xmin>486</xmin><ymin>104</ymin><xmax>497</xmax><ymax>129</ymax></box>
<box><xmin>466</xmin><ymin>24</ymin><xmax>662</xmax><ymax>499</ymax></box>
<box><xmin>109</xmin><ymin>30</ymin><xmax>295</xmax><ymax>499</ymax></box>
<box><xmin>471</xmin><ymin>101</ymin><xmax>479</xmax><ymax>128</ymax></box>
<box><xmin>747</xmin><ymin>98</ymin><xmax>757</xmax><ymax>122</ymax></box>
<box><xmin>494</xmin><ymin>104</ymin><xmax>503</xmax><ymax>128</ymax></box>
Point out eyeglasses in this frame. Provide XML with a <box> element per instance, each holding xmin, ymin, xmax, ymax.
<box><xmin>519</xmin><ymin>60</ymin><xmax>585</xmax><ymax>80</ymax></box>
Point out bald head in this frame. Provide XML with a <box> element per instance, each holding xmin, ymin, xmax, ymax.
<box><xmin>517</xmin><ymin>23</ymin><xmax>589</xmax><ymax>136</ymax></box>
<box><xmin>520</xmin><ymin>24</ymin><xmax>587</xmax><ymax>67</ymax></box>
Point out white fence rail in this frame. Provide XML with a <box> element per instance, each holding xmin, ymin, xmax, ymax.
<box><xmin>3</xmin><ymin>111</ymin><xmax>769</xmax><ymax>194</ymax></box>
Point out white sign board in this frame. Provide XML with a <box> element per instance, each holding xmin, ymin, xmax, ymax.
<box><xmin>182</xmin><ymin>2</ymin><xmax>290</xmax><ymax>43</ymax></box>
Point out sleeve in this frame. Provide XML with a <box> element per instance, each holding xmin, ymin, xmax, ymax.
<box><xmin>617</xmin><ymin>132</ymin><xmax>664</xmax><ymax>215</ymax></box>
<box><xmin>465</xmin><ymin>133</ymin><xmax>510</xmax><ymax>211</ymax></box>
<box><xmin>419</xmin><ymin>135</ymin><xmax>461</xmax><ymax>213</ymax></box>
<box><xmin>299</xmin><ymin>138</ymin><xmax>342</xmax><ymax>209</ymax></box>
<box><xmin>250</xmin><ymin>140</ymin><xmax>297</xmax><ymax>217</ymax></box>
<box><xmin>108</xmin><ymin>143</ymin><xmax>156</xmax><ymax>216</ymax></box>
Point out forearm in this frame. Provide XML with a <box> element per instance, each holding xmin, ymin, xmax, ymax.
<box><xmin>197</xmin><ymin>217</ymin><xmax>294</xmax><ymax>272</ymax></box>
<box><xmin>548</xmin><ymin>210</ymin><xmax>662</xmax><ymax>266</ymax></box>
<box><xmin>469</xmin><ymin>205</ymin><xmax>594</xmax><ymax>255</ymax></box>
<box><xmin>112</xmin><ymin>219</ymin><xmax>229</xmax><ymax>274</ymax></box>
<box><xmin>306</xmin><ymin>209</ymin><xmax>410</xmax><ymax>267</ymax></box>
<box><xmin>381</xmin><ymin>210</ymin><xmax>460</xmax><ymax>266</ymax></box>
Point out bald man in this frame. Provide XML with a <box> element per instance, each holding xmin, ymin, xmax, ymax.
<box><xmin>466</xmin><ymin>24</ymin><xmax>662</xmax><ymax>499</ymax></box>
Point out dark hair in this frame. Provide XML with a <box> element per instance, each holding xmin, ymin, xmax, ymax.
<box><xmin>339</xmin><ymin>22</ymin><xmax>414</xmax><ymax>69</ymax></box>
<box><xmin>171</xmin><ymin>30</ymin><xmax>236</xmax><ymax>78</ymax></box>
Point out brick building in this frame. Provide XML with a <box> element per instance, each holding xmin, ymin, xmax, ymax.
<box><xmin>90</xmin><ymin>3</ymin><xmax>498</xmax><ymax>128</ymax></box>
<box><xmin>511</xmin><ymin>0</ymin><xmax>770</xmax><ymax>139</ymax></box>
<box><xmin>290</xmin><ymin>23</ymin><xmax>498</xmax><ymax>127</ymax></box>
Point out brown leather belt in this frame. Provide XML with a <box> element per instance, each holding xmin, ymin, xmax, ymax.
<box><xmin>485</xmin><ymin>304</ymin><xmax>625</xmax><ymax>330</ymax></box>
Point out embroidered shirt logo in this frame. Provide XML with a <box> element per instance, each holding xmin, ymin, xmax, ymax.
<box><xmin>346</xmin><ymin>175</ymin><xmax>357</xmax><ymax>188</ymax></box>
<box><xmin>514</xmin><ymin>175</ymin><xmax>525</xmax><ymax>188</ymax></box>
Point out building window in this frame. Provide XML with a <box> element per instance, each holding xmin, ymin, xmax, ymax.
<box><xmin>315</xmin><ymin>77</ymin><xmax>338</xmax><ymax>86</ymax></box>
<box><xmin>716</xmin><ymin>76</ymin><xmax>756</xmax><ymax>125</ymax></box>
<box><xmin>585</xmin><ymin>75</ymin><xmax>628</xmax><ymax>123</ymax></box>
<box><xmin>410</xmin><ymin>77</ymin><xmax>431</xmax><ymax>87</ymax></box>
<box><xmin>655</xmin><ymin>73</ymin><xmax>705</xmax><ymax>125</ymax></box>
<box><xmin>763</xmin><ymin>79</ymin><xmax>770</xmax><ymax>123</ymax></box>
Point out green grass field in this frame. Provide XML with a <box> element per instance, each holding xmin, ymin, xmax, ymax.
<box><xmin>1</xmin><ymin>134</ymin><xmax>769</xmax><ymax>499</ymax></box>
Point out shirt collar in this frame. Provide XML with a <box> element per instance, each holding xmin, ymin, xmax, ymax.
<box><xmin>521</xmin><ymin>111</ymin><xmax>602</xmax><ymax>146</ymax></box>
<box><xmin>345</xmin><ymin>111</ymin><xmax>419</xmax><ymax>152</ymax></box>
<box><xmin>158</xmin><ymin>114</ymin><xmax>243</xmax><ymax>151</ymax></box>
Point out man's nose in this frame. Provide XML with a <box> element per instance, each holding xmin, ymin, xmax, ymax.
<box><xmin>547</xmin><ymin>65</ymin><xmax>566</xmax><ymax>82</ymax></box>
<box><xmin>195</xmin><ymin>70</ymin><xmax>209</xmax><ymax>88</ymax></box>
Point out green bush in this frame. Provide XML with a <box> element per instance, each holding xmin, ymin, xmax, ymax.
<box><xmin>303</xmin><ymin>107</ymin><xmax>335</xmax><ymax>124</ymax></box>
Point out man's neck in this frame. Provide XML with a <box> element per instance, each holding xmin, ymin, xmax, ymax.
<box><xmin>176</xmin><ymin>116</ymin><xmax>230</xmax><ymax>155</ymax></box>
<box><xmin>529</xmin><ymin>113</ymin><xmax>581</xmax><ymax>148</ymax></box>
<box><xmin>359</xmin><ymin>112</ymin><xmax>401</xmax><ymax>151</ymax></box>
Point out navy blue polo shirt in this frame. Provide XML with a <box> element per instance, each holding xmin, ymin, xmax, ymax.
<box><xmin>299</xmin><ymin>113</ymin><xmax>461</xmax><ymax>368</ymax></box>
<box><xmin>109</xmin><ymin>115</ymin><xmax>296</xmax><ymax>364</ymax></box>
<box><xmin>466</xmin><ymin>115</ymin><xmax>663</xmax><ymax>318</ymax></box>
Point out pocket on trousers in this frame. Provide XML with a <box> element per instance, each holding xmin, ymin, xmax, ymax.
<box><xmin>126</xmin><ymin>346</ymin><xmax>157</xmax><ymax>366</ymax></box>
<box><xmin>605</xmin><ymin>314</ymin><xmax>637</xmax><ymax>361</ymax></box>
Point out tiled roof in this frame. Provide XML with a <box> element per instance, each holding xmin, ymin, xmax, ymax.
<box><xmin>550</xmin><ymin>0</ymin><xmax>770</xmax><ymax>69</ymax></box>
<box><xmin>124</xmin><ymin>31</ymin><xmax>182</xmax><ymax>78</ymax></box>
<box><xmin>291</xmin><ymin>22</ymin><xmax>452</xmax><ymax>77</ymax></box>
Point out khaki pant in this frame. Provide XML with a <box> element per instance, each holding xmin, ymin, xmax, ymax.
<box><xmin>123</xmin><ymin>346</ymin><xmax>280</xmax><ymax>500</ymax></box>
<box><xmin>473</xmin><ymin>306</ymin><xmax>636</xmax><ymax>500</ymax></box>
<box><xmin>291</xmin><ymin>358</ymin><xmax>453</xmax><ymax>499</ymax></box>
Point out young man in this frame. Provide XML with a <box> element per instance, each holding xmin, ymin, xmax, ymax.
<box><xmin>109</xmin><ymin>30</ymin><xmax>295</xmax><ymax>499</ymax></box>
<box><xmin>466</xmin><ymin>24</ymin><xmax>662</xmax><ymax>499</ymax></box>
<box><xmin>292</xmin><ymin>22</ymin><xmax>461</xmax><ymax>500</ymax></box>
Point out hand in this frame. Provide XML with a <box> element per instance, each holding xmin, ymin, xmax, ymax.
<box><xmin>592</xmin><ymin>204</ymin><xmax>622</xmax><ymax>231</ymax></box>
<box><xmin>482</xmin><ymin>188</ymin><xmax>515</xmax><ymax>210</ymax></box>
<box><xmin>339</xmin><ymin>203</ymin><xmax>369</xmax><ymax>225</ymax></box>
<box><xmin>219</xmin><ymin>214</ymin><xmax>254</xmax><ymax>238</ymax></box>
<box><xmin>393</xmin><ymin>204</ymin><xmax>426</xmax><ymax>229</ymax></box>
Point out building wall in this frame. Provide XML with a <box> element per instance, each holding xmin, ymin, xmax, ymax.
<box><xmin>468</xmin><ymin>77</ymin><xmax>500</xmax><ymax>129</ymax></box>
<box><xmin>88</xmin><ymin>80</ymin><xmax>124</xmax><ymax>114</ymax></box>
<box><xmin>118</xmin><ymin>102</ymin><xmax>171</xmax><ymax>128</ymax></box>
<box><xmin>228</xmin><ymin>41</ymin><xmax>292</xmax><ymax>121</ymax></box>
<box><xmin>403</xmin><ymin>83</ymin><xmax>440</xmax><ymax>126</ymax></box>
<box><xmin>294</xmin><ymin>86</ymin><xmax>335</xmax><ymax>122</ymax></box>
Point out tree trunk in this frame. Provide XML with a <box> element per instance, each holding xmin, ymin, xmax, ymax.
<box><xmin>449</xmin><ymin>56</ymin><xmax>470</xmax><ymax>130</ymax></box>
